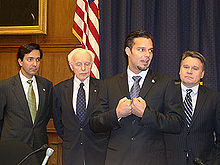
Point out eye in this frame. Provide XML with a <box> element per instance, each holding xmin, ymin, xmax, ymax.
<box><xmin>36</xmin><ymin>58</ymin><xmax>41</xmax><ymax>62</ymax></box>
<box><xmin>137</xmin><ymin>48</ymin><xmax>145</xmax><ymax>52</ymax></box>
<box><xmin>85</xmin><ymin>62</ymin><xmax>91</xmax><ymax>66</ymax></box>
<box><xmin>148</xmin><ymin>49</ymin><xmax>153</xmax><ymax>53</ymax></box>
<box><xmin>183</xmin><ymin>65</ymin><xmax>189</xmax><ymax>69</ymax></box>
<box><xmin>75</xmin><ymin>62</ymin><xmax>82</xmax><ymax>67</ymax></box>
<box><xmin>27</xmin><ymin>57</ymin><xmax>32</xmax><ymax>62</ymax></box>
<box><xmin>192</xmin><ymin>66</ymin><xmax>199</xmax><ymax>71</ymax></box>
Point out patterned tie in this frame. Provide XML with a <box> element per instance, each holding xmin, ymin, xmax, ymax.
<box><xmin>27</xmin><ymin>80</ymin><xmax>37</xmax><ymax>123</ymax></box>
<box><xmin>76</xmin><ymin>83</ymin><xmax>86</xmax><ymax>125</ymax></box>
<box><xmin>130</xmin><ymin>76</ymin><xmax>142</xmax><ymax>100</ymax></box>
<box><xmin>183</xmin><ymin>89</ymin><xmax>193</xmax><ymax>127</ymax></box>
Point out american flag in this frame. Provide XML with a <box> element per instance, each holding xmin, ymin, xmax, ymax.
<box><xmin>72</xmin><ymin>0</ymin><xmax>100</xmax><ymax>79</ymax></box>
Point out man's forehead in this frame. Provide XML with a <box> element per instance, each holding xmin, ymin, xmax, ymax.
<box><xmin>24</xmin><ymin>52</ymin><xmax>40</xmax><ymax>58</ymax></box>
<box><xmin>73</xmin><ymin>53</ymin><xmax>92</xmax><ymax>61</ymax></box>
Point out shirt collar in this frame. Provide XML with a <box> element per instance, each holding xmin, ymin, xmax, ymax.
<box><xmin>127</xmin><ymin>67</ymin><xmax>148</xmax><ymax>80</ymax></box>
<box><xmin>74</xmin><ymin>75</ymin><xmax>90</xmax><ymax>88</ymax></box>
<box><xmin>19</xmin><ymin>70</ymin><xmax>36</xmax><ymax>84</ymax></box>
<box><xmin>181</xmin><ymin>83</ymin><xmax>199</xmax><ymax>95</ymax></box>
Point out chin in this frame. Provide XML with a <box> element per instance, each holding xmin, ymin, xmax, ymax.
<box><xmin>137</xmin><ymin>66</ymin><xmax>148</xmax><ymax>71</ymax></box>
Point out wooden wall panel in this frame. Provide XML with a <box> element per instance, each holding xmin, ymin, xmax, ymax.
<box><xmin>38</xmin><ymin>47</ymin><xmax>76</xmax><ymax>85</ymax></box>
<box><xmin>0</xmin><ymin>0</ymin><xmax>81</xmax><ymax>83</ymax></box>
<box><xmin>0</xmin><ymin>0</ymin><xmax>81</xmax><ymax>164</ymax></box>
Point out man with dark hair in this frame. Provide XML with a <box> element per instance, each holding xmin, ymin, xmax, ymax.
<box><xmin>165</xmin><ymin>51</ymin><xmax>220</xmax><ymax>165</ymax></box>
<box><xmin>89</xmin><ymin>30</ymin><xmax>184</xmax><ymax>165</ymax></box>
<box><xmin>0</xmin><ymin>43</ymin><xmax>53</xmax><ymax>163</ymax></box>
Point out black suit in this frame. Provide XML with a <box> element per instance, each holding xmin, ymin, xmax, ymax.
<box><xmin>53</xmin><ymin>77</ymin><xmax>108</xmax><ymax>165</ymax></box>
<box><xmin>165</xmin><ymin>84</ymin><xmax>220</xmax><ymax>165</ymax></box>
<box><xmin>90</xmin><ymin>69</ymin><xmax>184</xmax><ymax>165</ymax></box>
<box><xmin>0</xmin><ymin>74</ymin><xmax>53</xmax><ymax>162</ymax></box>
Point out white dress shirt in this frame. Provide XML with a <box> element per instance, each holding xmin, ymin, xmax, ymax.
<box><xmin>181</xmin><ymin>83</ymin><xmax>199</xmax><ymax>115</ymax></box>
<box><xmin>19</xmin><ymin>71</ymin><xmax>39</xmax><ymax>111</ymax></box>
<box><xmin>72</xmin><ymin>76</ymin><xmax>90</xmax><ymax>114</ymax></box>
<box><xmin>127</xmin><ymin>67</ymin><xmax>148</xmax><ymax>92</ymax></box>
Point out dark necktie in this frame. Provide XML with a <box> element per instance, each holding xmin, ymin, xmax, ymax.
<box><xmin>76</xmin><ymin>83</ymin><xmax>86</xmax><ymax>124</ymax></box>
<box><xmin>27</xmin><ymin>80</ymin><xmax>37</xmax><ymax>123</ymax></box>
<box><xmin>130</xmin><ymin>76</ymin><xmax>142</xmax><ymax>100</ymax></box>
<box><xmin>183</xmin><ymin>89</ymin><xmax>193</xmax><ymax>127</ymax></box>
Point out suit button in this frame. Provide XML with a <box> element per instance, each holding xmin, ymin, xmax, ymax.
<box><xmin>80</xmin><ymin>142</ymin><xmax>83</xmax><ymax>145</ymax></box>
<box><xmin>80</xmin><ymin>128</ymin><xmax>83</xmax><ymax>131</ymax></box>
<box><xmin>132</xmin><ymin>120</ymin><xmax>136</xmax><ymax>125</ymax></box>
<box><xmin>131</xmin><ymin>137</ymin><xmax>135</xmax><ymax>141</ymax></box>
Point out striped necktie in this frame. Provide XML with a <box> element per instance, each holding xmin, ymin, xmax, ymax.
<box><xmin>130</xmin><ymin>76</ymin><xmax>142</xmax><ymax>100</ymax></box>
<box><xmin>27</xmin><ymin>80</ymin><xmax>37</xmax><ymax>123</ymax></box>
<box><xmin>183</xmin><ymin>89</ymin><xmax>193</xmax><ymax>127</ymax></box>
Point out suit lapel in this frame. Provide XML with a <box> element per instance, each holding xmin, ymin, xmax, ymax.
<box><xmin>64</xmin><ymin>78</ymin><xmax>76</xmax><ymax>118</ymax></box>
<box><xmin>139</xmin><ymin>69</ymin><xmax>156</xmax><ymax>98</ymax></box>
<box><xmin>190</xmin><ymin>86</ymin><xmax>207</xmax><ymax>127</ymax></box>
<box><xmin>83</xmin><ymin>78</ymin><xmax>99</xmax><ymax>125</ymax></box>
<box><xmin>34</xmin><ymin>76</ymin><xmax>47</xmax><ymax>125</ymax></box>
<box><xmin>118</xmin><ymin>72</ymin><xmax>130</xmax><ymax>98</ymax></box>
<box><xmin>11</xmin><ymin>74</ymin><xmax>33</xmax><ymax>125</ymax></box>
<box><xmin>177</xmin><ymin>84</ymin><xmax>183</xmax><ymax>103</ymax></box>
<box><xmin>176</xmin><ymin>83</ymin><xmax>190</xmax><ymax>127</ymax></box>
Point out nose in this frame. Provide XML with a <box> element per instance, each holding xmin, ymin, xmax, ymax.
<box><xmin>187</xmin><ymin>68</ymin><xmax>192</xmax><ymax>73</ymax></box>
<box><xmin>81</xmin><ymin>64</ymin><xmax>85</xmax><ymax>71</ymax></box>
<box><xmin>32</xmin><ymin>59</ymin><xmax>37</xmax><ymax>66</ymax></box>
<box><xmin>144</xmin><ymin>51</ymin><xmax>150</xmax><ymax>57</ymax></box>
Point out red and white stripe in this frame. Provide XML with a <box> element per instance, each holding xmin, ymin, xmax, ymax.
<box><xmin>72</xmin><ymin>0</ymin><xmax>100</xmax><ymax>79</ymax></box>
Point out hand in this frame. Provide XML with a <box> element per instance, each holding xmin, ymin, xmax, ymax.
<box><xmin>131</xmin><ymin>97</ymin><xmax>146</xmax><ymax>118</ymax></box>
<box><xmin>116</xmin><ymin>97</ymin><xmax>132</xmax><ymax>118</ymax></box>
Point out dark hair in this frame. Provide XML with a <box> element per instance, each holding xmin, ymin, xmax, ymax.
<box><xmin>181</xmin><ymin>51</ymin><xmax>206</xmax><ymax>71</ymax></box>
<box><xmin>124</xmin><ymin>30</ymin><xmax>153</xmax><ymax>49</ymax></box>
<box><xmin>17</xmin><ymin>43</ymin><xmax>43</xmax><ymax>62</ymax></box>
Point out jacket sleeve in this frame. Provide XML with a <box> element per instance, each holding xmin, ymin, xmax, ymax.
<box><xmin>52</xmin><ymin>86</ymin><xmax>64</xmax><ymax>139</ymax></box>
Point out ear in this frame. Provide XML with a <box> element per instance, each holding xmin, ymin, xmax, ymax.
<box><xmin>125</xmin><ymin>47</ymin><xmax>131</xmax><ymax>57</ymax></box>
<box><xmin>69</xmin><ymin>62</ymin><xmax>73</xmax><ymax>71</ymax></box>
<box><xmin>201</xmin><ymin>71</ymin><xmax>205</xmax><ymax>79</ymax></box>
<box><xmin>18</xmin><ymin>58</ymin><xmax>22</xmax><ymax>67</ymax></box>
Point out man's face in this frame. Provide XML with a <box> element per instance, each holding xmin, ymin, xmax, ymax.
<box><xmin>179</xmin><ymin>57</ymin><xmax>204</xmax><ymax>88</ymax></box>
<box><xmin>18</xmin><ymin>49</ymin><xmax>41</xmax><ymax>79</ymax></box>
<box><xmin>125</xmin><ymin>37</ymin><xmax>153</xmax><ymax>74</ymax></box>
<box><xmin>70</xmin><ymin>52</ymin><xmax>92</xmax><ymax>81</ymax></box>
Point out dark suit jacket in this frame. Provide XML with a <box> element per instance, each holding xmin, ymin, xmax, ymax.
<box><xmin>0</xmin><ymin>74</ymin><xmax>53</xmax><ymax>162</ymax></box>
<box><xmin>89</xmin><ymin>69</ymin><xmax>184</xmax><ymax>165</ymax></box>
<box><xmin>165</xmin><ymin>84</ymin><xmax>220</xmax><ymax>165</ymax></box>
<box><xmin>53</xmin><ymin>77</ymin><xmax>108</xmax><ymax>165</ymax></box>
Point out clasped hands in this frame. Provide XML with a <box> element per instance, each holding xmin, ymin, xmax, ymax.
<box><xmin>116</xmin><ymin>97</ymin><xmax>146</xmax><ymax>118</ymax></box>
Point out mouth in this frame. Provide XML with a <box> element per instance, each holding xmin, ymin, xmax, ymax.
<box><xmin>80</xmin><ymin>73</ymin><xmax>89</xmax><ymax>76</ymax></box>
<box><xmin>185</xmin><ymin>76</ymin><xmax>193</xmax><ymax>80</ymax></box>
<box><xmin>140</xmin><ymin>59</ymin><xmax>149</xmax><ymax>65</ymax></box>
<box><xmin>30</xmin><ymin>68</ymin><xmax>38</xmax><ymax>72</ymax></box>
<box><xmin>141</xmin><ymin>59</ymin><xmax>149</xmax><ymax>63</ymax></box>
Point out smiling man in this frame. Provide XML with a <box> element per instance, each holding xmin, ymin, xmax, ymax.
<box><xmin>165</xmin><ymin>51</ymin><xmax>220</xmax><ymax>165</ymax></box>
<box><xmin>53</xmin><ymin>48</ymin><xmax>108</xmax><ymax>165</ymax></box>
<box><xmin>0</xmin><ymin>43</ymin><xmax>53</xmax><ymax>163</ymax></box>
<box><xmin>89</xmin><ymin>30</ymin><xmax>184</xmax><ymax>165</ymax></box>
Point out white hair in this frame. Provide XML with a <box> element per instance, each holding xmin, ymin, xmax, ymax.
<box><xmin>67</xmin><ymin>48</ymin><xmax>95</xmax><ymax>63</ymax></box>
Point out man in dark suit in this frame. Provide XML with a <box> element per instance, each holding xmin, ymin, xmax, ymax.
<box><xmin>53</xmin><ymin>48</ymin><xmax>108</xmax><ymax>165</ymax></box>
<box><xmin>165</xmin><ymin>51</ymin><xmax>220</xmax><ymax>165</ymax></box>
<box><xmin>0</xmin><ymin>43</ymin><xmax>53</xmax><ymax>163</ymax></box>
<box><xmin>89</xmin><ymin>30</ymin><xmax>184</xmax><ymax>165</ymax></box>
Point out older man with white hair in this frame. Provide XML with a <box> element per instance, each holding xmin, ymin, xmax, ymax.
<box><xmin>53</xmin><ymin>48</ymin><xmax>108</xmax><ymax>165</ymax></box>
